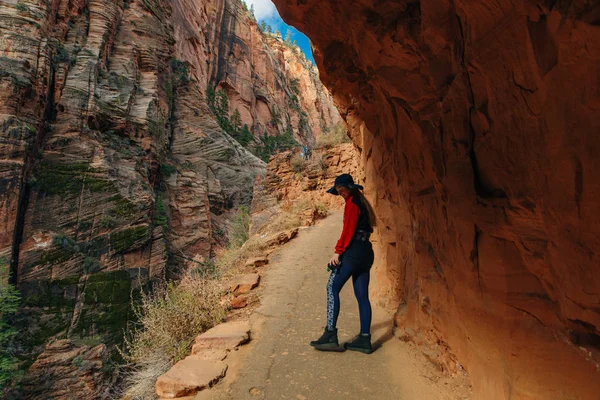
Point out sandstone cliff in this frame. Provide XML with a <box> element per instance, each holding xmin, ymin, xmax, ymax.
<box><xmin>0</xmin><ymin>0</ymin><xmax>339</xmax><ymax>396</ymax></box>
<box><xmin>175</xmin><ymin>0</ymin><xmax>341</xmax><ymax>148</ymax></box>
<box><xmin>273</xmin><ymin>0</ymin><xmax>600</xmax><ymax>399</ymax></box>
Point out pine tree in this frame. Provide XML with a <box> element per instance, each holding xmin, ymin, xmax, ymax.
<box><xmin>275</xmin><ymin>28</ymin><xmax>281</xmax><ymax>38</ymax></box>
<box><xmin>239</xmin><ymin>124</ymin><xmax>253</xmax><ymax>147</ymax></box>
<box><xmin>206</xmin><ymin>85</ymin><xmax>216</xmax><ymax>112</ymax></box>
<box><xmin>215</xmin><ymin>90</ymin><xmax>231</xmax><ymax>132</ymax></box>
<box><xmin>249</xmin><ymin>3</ymin><xmax>255</xmax><ymax>17</ymax></box>
<box><xmin>266</xmin><ymin>25</ymin><xmax>272</xmax><ymax>34</ymax></box>
<box><xmin>230</xmin><ymin>109</ymin><xmax>242</xmax><ymax>137</ymax></box>
<box><xmin>284</xmin><ymin>29</ymin><xmax>292</xmax><ymax>45</ymax></box>
<box><xmin>260</xmin><ymin>21</ymin><xmax>267</xmax><ymax>32</ymax></box>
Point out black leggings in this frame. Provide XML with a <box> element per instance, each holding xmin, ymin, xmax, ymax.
<box><xmin>326</xmin><ymin>262</ymin><xmax>372</xmax><ymax>334</ymax></box>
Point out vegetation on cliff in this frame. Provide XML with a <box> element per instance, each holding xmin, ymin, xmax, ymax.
<box><xmin>120</xmin><ymin>273</ymin><xmax>225</xmax><ymax>399</ymax></box>
<box><xmin>0</xmin><ymin>262</ymin><xmax>20</xmax><ymax>394</ymax></box>
<box><xmin>207</xmin><ymin>85</ymin><xmax>299</xmax><ymax>161</ymax></box>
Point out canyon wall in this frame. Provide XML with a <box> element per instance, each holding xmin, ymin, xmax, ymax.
<box><xmin>175</xmin><ymin>0</ymin><xmax>341</xmax><ymax>145</ymax></box>
<box><xmin>273</xmin><ymin>0</ymin><xmax>600</xmax><ymax>399</ymax></box>
<box><xmin>0</xmin><ymin>0</ymin><xmax>339</xmax><ymax>396</ymax></box>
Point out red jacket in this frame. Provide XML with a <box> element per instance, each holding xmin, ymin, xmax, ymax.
<box><xmin>335</xmin><ymin>195</ymin><xmax>360</xmax><ymax>254</ymax></box>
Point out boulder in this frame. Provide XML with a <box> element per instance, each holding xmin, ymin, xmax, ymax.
<box><xmin>231</xmin><ymin>295</ymin><xmax>248</xmax><ymax>309</ymax></box>
<box><xmin>230</xmin><ymin>273</ymin><xmax>260</xmax><ymax>296</ymax></box>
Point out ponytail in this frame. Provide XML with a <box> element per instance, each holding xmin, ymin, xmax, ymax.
<box><xmin>352</xmin><ymin>189</ymin><xmax>377</xmax><ymax>228</ymax></box>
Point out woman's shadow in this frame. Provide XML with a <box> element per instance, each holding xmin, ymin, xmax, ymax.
<box><xmin>371</xmin><ymin>319</ymin><xmax>395</xmax><ymax>351</ymax></box>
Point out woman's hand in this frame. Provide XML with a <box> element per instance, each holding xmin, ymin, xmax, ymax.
<box><xmin>329</xmin><ymin>253</ymin><xmax>341</xmax><ymax>266</ymax></box>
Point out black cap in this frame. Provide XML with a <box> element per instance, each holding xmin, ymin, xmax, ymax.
<box><xmin>326</xmin><ymin>174</ymin><xmax>364</xmax><ymax>195</ymax></box>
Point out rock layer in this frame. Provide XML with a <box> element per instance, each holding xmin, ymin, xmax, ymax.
<box><xmin>22</xmin><ymin>339</ymin><xmax>111</xmax><ymax>400</ymax></box>
<box><xmin>0</xmin><ymin>0</ymin><xmax>339</xmax><ymax>395</ymax></box>
<box><xmin>273</xmin><ymin>0</ymin><xmax>600</xmax><ymax>399</ymax></box>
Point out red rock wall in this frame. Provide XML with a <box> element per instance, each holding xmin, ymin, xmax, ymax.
<box><xmin>273</xmin><ymin>0</ymin><xmax>600</xmax><ymax>399</ymax></box>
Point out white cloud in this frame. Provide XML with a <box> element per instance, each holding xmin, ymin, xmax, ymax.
<box><xmin>246</xmin><ymin>0</ymin><xmax>279</xmax><ymax>20</ymax></box>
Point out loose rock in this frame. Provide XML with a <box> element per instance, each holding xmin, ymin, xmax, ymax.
<box><xmin>156</xmin><ymin>356</ymin><xmax>227</xmax><ymax>398</ymax></box>
<box><xmin>191</xmin><ymin>320</ymin><xmax>251</xmax><ymax>354</ymax></box>
<box><xmin>231</xmin><ymin>273</ymin><xmax>260</xmax><ymax>296</ymax></box>
<box><xmin>231</xmin><ymin>295</ymin><xmax>248</xmax><ymax>309</ymax></box>
<box><xmin>245</xmin><ymin>256</ymin><xmax>269</xmax><ymax>268</ymax></box>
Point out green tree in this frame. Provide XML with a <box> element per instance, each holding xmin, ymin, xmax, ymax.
<box><xmin>0</xmin><ymin>262</ymin><xmax>20</xmax><ymax>392</ymax></box>
<box><xmin>206</xmin><ymin>85</ymin><xmax>216</xmax><ymax>112</ymax></box>
<box><xmin>275</xmin><ymin>28</ymin><xmax>281</xmax><ymax>38</ymax></box>
<box><xmin>260</xmin><ymin>21</ymin><xmax>267</xmax><ymax>32</ymax></box>
<box><xmin>230</xmin><ymin>109</ymin><xmax>242</xmax><ymax>136</ymax></box>
<box><xmin>249</xmin><ymin>3</ymin><xmax>255</xmax><ymax>17</ymax></box>
<box><xmin>266</xmin><ymin>25</ymin><xmax>272</xmax><ymax>34</ymax></box>
<box><xmin>284</xmin><ymin>29</ymin><xmax>292</xmax><ymax>45</ymax></box>
<box><xmin>241</xmin><ymin>0</ymin><xmax>247</xmax><ymax>11</ymax></box>
<box><xmin>293</xmin><ymin>39</ymin><xmax>298</xmax><ymax>47</ymax></box>
<box><xmin>238</xmin><ymin>124</ymin><xmax>253</xmax><ymax>147</ymax></box>
<box><xmin>215</xmin><ymin>90</ymin><xmax>230</xmax><ymax>132</ymax></box>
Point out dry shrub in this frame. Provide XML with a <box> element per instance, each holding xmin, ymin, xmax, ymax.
<box><xmin>213</xmin><ymin>199</ymin><xmax>326</xmax><ymax>271</ymax></box>
<box><xmin>120</xmin><ymin>274</ymin><xmax>226</xmax><ymax>399</ymax></box>
<box><xmin>315</xmin><ymin>202</ymin><xmax>328</xmax><ymax>217</ymax></box>
<box><xmin>316</xmin><ymin>122</ymin><xmax>350</xmax><ymax>148</ymax></box>
<box><xmin>229</xmin><ymin>205</ymin><xmax>250</xmax><ymax>249</ymax></box>
<box><xmin>291</xmin><ymin>156</ymin><xmax>306</xmax><ymax>173</ymax></box>
<box><xmin>261</xmin><ymin>199</ymin><xmax>328</xmax><ymax>234</ymax></box>
<box><xmin>214</xmin><ymin>235</ymin><xmax>269</xmax><ymax>270</ymax></box>
<box><xmin>120</xmin><ymin>351</ymin><xmax>170</xmax><ymax>400</ymax></box>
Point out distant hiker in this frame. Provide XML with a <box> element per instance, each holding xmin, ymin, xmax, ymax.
<box><xmin>302</xmin><ymin>145</ymin><xmax>309</xmax><ymax>160</ymax></box>
<box><xmin>310</xmin><ymin>174</ymin><xmax>376</xmax><ymax>354</ymax></box>
<box><xmin>305</xmin><ymin>146</ymin><xmax>312</xmax><ymax>160</ymax></box>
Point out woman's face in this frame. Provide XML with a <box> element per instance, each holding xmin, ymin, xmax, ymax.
<box><xmin>336</xmin><ymin>186</ymin><xmax>350</xmax><ymax>200</ymax></box>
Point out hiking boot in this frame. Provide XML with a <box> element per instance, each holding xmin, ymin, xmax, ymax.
<box><xmin>310</xmin><ymin>328</ymin><xmax>341</xmax><ymax>351</ymax></box>
<box><xmin>344</xmin><ymin>333</ymin><xmax>373</xmax><ymax>354</ymax></box>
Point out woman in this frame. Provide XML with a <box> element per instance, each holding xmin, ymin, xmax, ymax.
<box><xmin>310</xmin><ymin>173</ymin><xmax>376</xmax><ymax>354</ymax></box>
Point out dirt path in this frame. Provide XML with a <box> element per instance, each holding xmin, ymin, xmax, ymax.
<box><xmin>197</xmin><ymin>212</ymin><xmax>471</xmax><ymax>400</ymax></box>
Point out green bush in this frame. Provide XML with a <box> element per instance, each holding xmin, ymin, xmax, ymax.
<box><xmin>153</xmin><ymin>195</ymin><xmax>168</xmax><ymax>228</ymax></box>
<box><xmin>160</xmin><ymin>163</ymin><xmax>177</xmax><ymax>177</ymax></box>
<box><xmin>99</xmin><ymin>216</ymin><xmax>116</xmax><ymax>229</ymax></box>
<box><xmin>82</xmin><ymin>257</ymin><xmax>101</xmax><ymax>274</ymax></box>
<box><xmin>0</xmin><ymin>263</ymin><xmax>20</xmax><ymax>393</ymax></box>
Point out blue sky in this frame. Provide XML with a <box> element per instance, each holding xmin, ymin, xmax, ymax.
<box><xmin>246</xmin><ymin>0</ymin><xmax>315</xmax><ymax>64</ymax></box>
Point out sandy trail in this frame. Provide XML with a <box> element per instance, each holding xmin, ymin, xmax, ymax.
<box><xmin>197</xmin><ymin>212</ymin><xmax>471</xmax><ymax>400</ymax></box>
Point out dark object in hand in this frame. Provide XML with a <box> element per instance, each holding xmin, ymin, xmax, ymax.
<box><xmin>326</xmin><ymin>263</ymin><xmax>339</xmax><ymax>272</ymax></box>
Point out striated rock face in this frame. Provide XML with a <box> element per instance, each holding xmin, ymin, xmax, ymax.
<box><xmin>0</xmin><ymin>0</ymin><xmax>339</xmax><ymax>394</ymax></box>
<box><xmin>22</xmin><ymin>339</ymin><xmax>111</xmax><ymax>400</ymax></box>
<box><xmin>273</xmin><ymin>0</ymin><xmax>600</xmax><ymax>399</ymax></box>
<box><xmin>205</xmin><ymin>0</ymin><xmax>341</xmax><ymax>143</ymax></box>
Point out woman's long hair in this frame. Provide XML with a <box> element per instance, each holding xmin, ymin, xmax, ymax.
<box><xmin>351</xmin><ymin>188</ymin><xmax>377</xmax><ymax>228</ymax></box>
